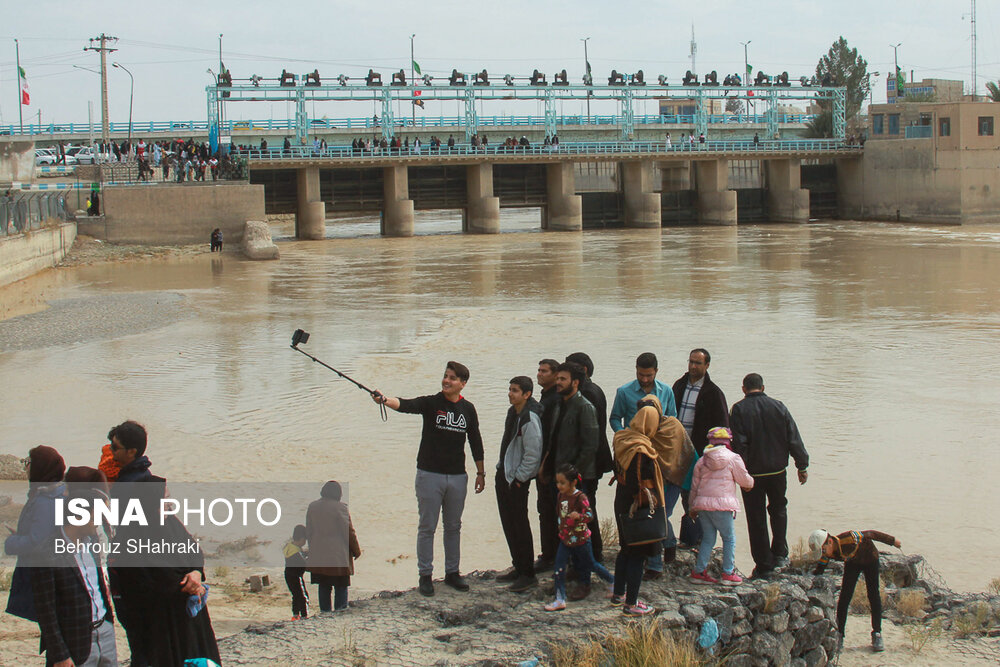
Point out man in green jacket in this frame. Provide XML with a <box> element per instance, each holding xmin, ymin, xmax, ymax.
<box><xmin>540</xmin><ymin>362</ymin><xmax>601</xmax><ymax>596</ymax></box>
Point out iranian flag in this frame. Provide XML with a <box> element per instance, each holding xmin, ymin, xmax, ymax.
<box><xmin>19</xmin><ymin>66</ymin><xmax>29</xmax><ymax>105</ymax></box>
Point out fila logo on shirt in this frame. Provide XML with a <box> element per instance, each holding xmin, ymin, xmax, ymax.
<box><xmin>435</xmin><ymin>411</ymin><xmax>467</xmax><ymax>431</ymax></box>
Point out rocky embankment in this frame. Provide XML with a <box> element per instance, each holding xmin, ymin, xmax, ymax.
<box><xmin>218</xmin><ymin>549</ymin><xmax>1000</xmax><ymax>666</ymax></box>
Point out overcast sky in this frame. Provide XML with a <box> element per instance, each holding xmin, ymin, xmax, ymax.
<box><xmin>2</xmin><ymin>0</ymin><xmax>995</xmax><ymax>127</ymax></box>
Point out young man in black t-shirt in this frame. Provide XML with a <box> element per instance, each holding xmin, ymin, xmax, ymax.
<box><xmin>374</xmin><ymin>361</ymin><xmax>485</xmax><ymax>597</ymax></box>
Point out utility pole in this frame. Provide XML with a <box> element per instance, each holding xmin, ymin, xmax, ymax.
<box><xmin>84</xmin><ymin>34</ymin><xmax>118</xmax><ymax>148</ymax></box>
<box><xmin>970</xmin><ymin>0</ymin><xmax>977</xmax><ymax>99</ymax></box>
<box><xmin>15</xmin><ymin>39</ymin><xmax>23</xmax><ymax>134</ymax></box>
<box><xmin>581</xmin><ymin>37</ymin><xmax>591</xmax><ymax>121</ymax></box>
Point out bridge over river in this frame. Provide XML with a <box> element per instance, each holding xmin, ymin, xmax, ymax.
<box><xmin>243</xmin><ymin>138</ymin><xmax>862</xmax><ymax>236</ymax></box>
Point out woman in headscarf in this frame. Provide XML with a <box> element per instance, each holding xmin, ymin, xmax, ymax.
<box><xmin>4</xmin><ymin>445</ymin><xmax>66</xmax><ymax>622</ymax></box>
<box><xmin>645</xmin><ymin>396</ymin><xmax>697</xmax><ymax>576</ymax></box>
<box><xmin>611</xmin><ymin>396</ymin><xmax>695</xmax><ymax>615</ymax></box>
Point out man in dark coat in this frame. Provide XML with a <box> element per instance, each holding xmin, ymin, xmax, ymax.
<box><xmin>730</xmin><ymin>372</ymin><xmax>809</xmax><ymax>579</ymax></box>
<box><xmin>564</xmin><ymin>352</ymin><xmax>612</xmax><ymax>562</ymax></box>
<box><xmin>106</xmin><ymin>421</ymin><xmax>220</xmax><ymax>667</ymax></box>
<box><xmin>671</xmin><ymin>348</ymin><xmax>729</xmax><ymax>456</ymax></box>
<box><xmin>533</xmin><ymin>359</ymin><xmax>561</xmax><ymax>571</ymax></box>
<box><xmin>672</xmin><ymin>348</ymin><xmax>730</xmax><ymax>551</ymax></box>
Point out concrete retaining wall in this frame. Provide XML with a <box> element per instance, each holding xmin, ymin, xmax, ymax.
<box><xmin>0</xmin><ymin>222</ymin><xmax>76</xmax><ymax>287</ymax></box>
<box><xmin>839</xmin><ymin>139</ymin><xmax>1000</xmax><ymax>225</ymax></box>
<box><xmin>81</xmin><ymin>182</ymin><xmax>266</xmax><ymax>244</ymax></box>
<box><xmin>0</xmin><ymin>141</ymin><xmax>35</xmax><ymax>184</ymax></box>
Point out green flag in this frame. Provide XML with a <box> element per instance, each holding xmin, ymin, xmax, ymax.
<box><xmin>746</xmin><ymin>63</ymin><xmax>753</xmax><ymax>78</ymax></box>
<box><xmin>896</xmin><ymin>66</ymin><xmax>905</xmax><ymax>95</ymax></box>
<box><xmin>412</xmin><ymin>60</ymin><xmax>421</xmax><ymax>76</ymax></box>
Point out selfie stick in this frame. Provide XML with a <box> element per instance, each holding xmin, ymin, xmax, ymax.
<box><xmin>289</xmin><ymin>329</ymin><xmax>388</xmax><ymax>421</ymax></box>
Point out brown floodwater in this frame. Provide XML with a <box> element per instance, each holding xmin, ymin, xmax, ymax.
<box><xmin>2</xmin><ymin>213</ymin><xmax>999</xmax><ymax>593</ymax></box>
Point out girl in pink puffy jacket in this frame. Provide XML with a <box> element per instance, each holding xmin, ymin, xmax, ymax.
<box><xmin>689</xmin><ymin>427</ymin><xmax>754</xmax><ymax>586</ymax></box>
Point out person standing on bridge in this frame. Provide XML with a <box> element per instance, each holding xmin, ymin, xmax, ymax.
<box><xmin>372</xmin><ymin>362</ymin><xmax>486</xmax><ymax>597</ymax></box>
<box><xmin>447</xmin><ymin>134</ymin><xmax>456</xmax><ymax>152</ymax></box>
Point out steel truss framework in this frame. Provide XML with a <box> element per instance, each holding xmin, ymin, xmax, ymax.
<box><xmin>206</xmin><ymin>82</ymin><xmax>846</xmax><ymax>145</ymax></box>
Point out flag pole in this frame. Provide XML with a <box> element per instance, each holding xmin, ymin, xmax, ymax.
<box><xmin>410</xmin><ymin>34</ymin><xmax>416</xmax><ymax>128</ymax></box>
<box><xmin>15</xmin><ymin>38</ymin><xmax>23</xmax><ymax>134</ymax></box>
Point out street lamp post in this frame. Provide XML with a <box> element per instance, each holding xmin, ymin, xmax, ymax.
<box><xmin>740</xmin><ymin>40</ymin><xmax>751</xmax><ymax>85</ymax></box>
<box><xmin>581</xmin><ymin>37</ymin><xmax>591</xmax><ymax>121</ymax></box>
<box><xmin>112</xmin><ymin>62</ymin><xmax>133</xmax><ymax>149</ymax></box>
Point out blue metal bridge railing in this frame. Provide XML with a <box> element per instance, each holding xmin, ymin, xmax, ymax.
<box><xmin>3</xmin><ymin>113</ymin><xmax>817</xmax><ymax>137</ymax></box>
<box><xmin>237</xmin><ymin>138</ymin><xmax>853</xmax><ymax>162</ymax></box>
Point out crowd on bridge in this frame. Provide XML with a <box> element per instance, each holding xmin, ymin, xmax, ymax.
<box><xmin>86</xmin><ymin>138</ymin><xmax>245</xmax><ymax>185</ymax></box>
<box><xmin>4</xmin><ymin>349</ymin><xmax>899</xmax><ymax>665</ymax></box>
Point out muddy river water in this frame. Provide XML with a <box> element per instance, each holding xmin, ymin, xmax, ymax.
<box><xmin>2</xmin><ymin>214</ymin><xmax>998</xmax><ymax>593</ymax></box>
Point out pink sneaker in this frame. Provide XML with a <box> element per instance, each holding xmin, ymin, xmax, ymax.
<box><xmin>622</xmin><ymin>600</ymin><xmax>654</xmax><ymax>616</ymax></box>
<box><xmin>690</xmin><ymin>570</ymin><xmax>719</xmax><ymax>585</ymax></box>
<box><xmin>721</xmin><ymin>572</ymin><xmax>743</xmax><ymax>586</ymax></box>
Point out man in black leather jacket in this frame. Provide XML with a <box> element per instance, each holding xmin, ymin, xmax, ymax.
<box><xmin>730</xmin><ymin>373</ymin><xmax>809</xmax><ymax>578</ymax></box>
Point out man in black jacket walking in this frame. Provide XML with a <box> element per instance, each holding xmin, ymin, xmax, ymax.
<box><xmin>730</xmin><ymin>373</ymin><xmax>809</xmax><ymax>579</ymax></box>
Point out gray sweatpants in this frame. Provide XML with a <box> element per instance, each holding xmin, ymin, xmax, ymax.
<box><xmin>415</xmin><ymin>469</ymin><xmax>468</xmax><ymax>576</ymax></box>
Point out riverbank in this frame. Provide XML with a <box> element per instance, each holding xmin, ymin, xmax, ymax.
<box><xmin>2</xmin><ymin>514</ymin><xmax>996</xmax><ymax>667</ymax></box>
<box><xmin>56</xmin><ymin>233</ymin><xmax>213</xmax><ymax>267</ymax></box>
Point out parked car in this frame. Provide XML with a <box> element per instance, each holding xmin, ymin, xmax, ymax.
<box><xmin>66</xmin><ymin>146</ymin><xmax>95</xmax><ymax>164</ymax></box>
<box><xmin>34</xmin><ymin>148</ymin><xmax>77</xmax><ymax>166</ymax></box>
<box><xmin>35</xmin><ymin>148</ymin><xmax>56</xmax><ymax>165</ymax></box>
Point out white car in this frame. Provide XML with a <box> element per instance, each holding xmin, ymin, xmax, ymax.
<box><xmin>34</xmin><ymin>148</ymin><xmax>78</xmax><ymax>166</ymax></box>
<box><xmin>34</xmin><ymin>148</ymin><xmax>56</xmax><ymax>165</ymax></box>
<box><xmin>66</xmin><ymin>146</ymin><xmax>95</xmax><ymax>164</ymax></box>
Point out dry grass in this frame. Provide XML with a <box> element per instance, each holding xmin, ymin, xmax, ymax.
<box><xmin>895</xmin><ymin>589</ymin><xmax>927</xmax><ymax>618</ymax></box>
<box><xmin>329</xmin><ymin>628</ymin><xmax>372</xmax><ymax>667</ymax></box>
<box><xmin>849</xmin><ymin>575</ymin><xmax>888</xmax><ymax>614</ymax></box>
<box><xmin>988</xmin><ymin>577</ymin><xmax>1000</xmax><ymax>596</ymax></box>
<box><xmin>903</xmin><ymin>618</ymin><xmax>943</xmax><ymax>654</ymax></box>
<box><xmin>212</xmin><ymin>565</ymin><xmax>231</xmax><ymax>580</ymax></box>
<box><xmin>600</xmin><ymin>516</ymin><xmax>619</xmax><ymax>548</ymax></box>
<box><xmin>952</xmin><ymin>602</ymin><xmax>992</xmax><ymax>638</ymax></box>
<box><xmin>550</xmin><ymin>620</ymin><xmax>713</xmax><ymax>667</ymax></box>
<box><xmin>0</xmin><ymin>567</ymin><xmax>12</xmax><ymax>591</ymax></box>
<box><xmin>763</xmin><ymin>583</ymin><xmax>782</xmax><ymax>613</ymax></box>
<box><xmin>788</xmin><ymin>536</ymin><xmax>813</xmax><ymax>569</ymax></box>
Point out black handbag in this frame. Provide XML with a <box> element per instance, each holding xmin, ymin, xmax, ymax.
<box><xmin>617</xmin><ymin>487</ymin><xmax>667</xmax><ymax>546</ymax></box>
